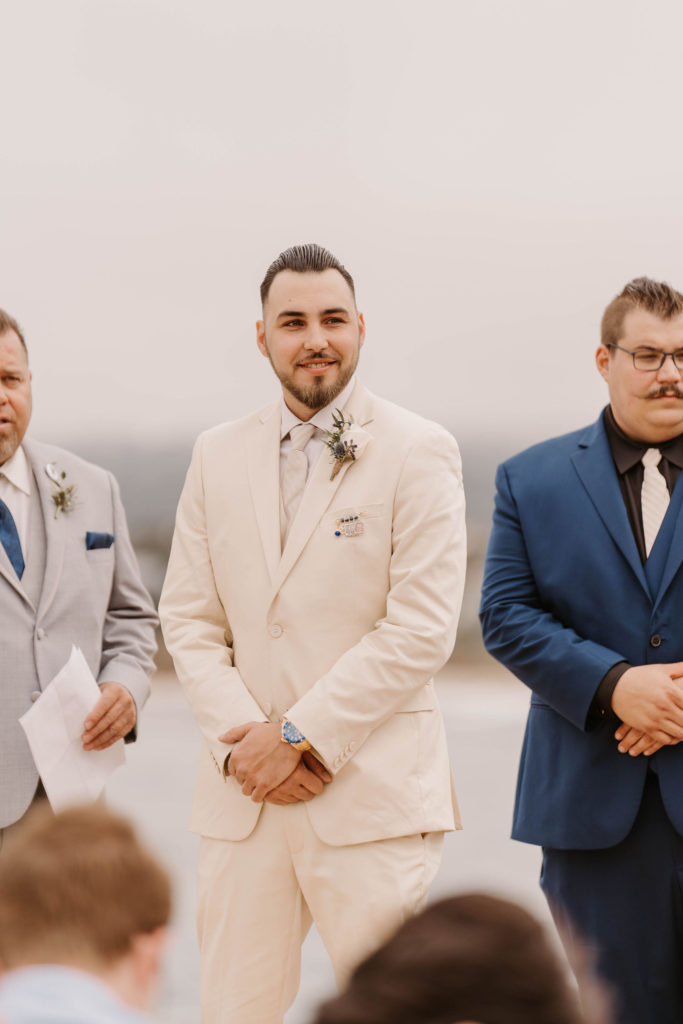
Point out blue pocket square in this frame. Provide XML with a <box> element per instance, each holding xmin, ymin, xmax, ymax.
<box><xmin>86</xmin><ymin>531</ymin><xmax>115</xmax><ymax>550</ymax></box>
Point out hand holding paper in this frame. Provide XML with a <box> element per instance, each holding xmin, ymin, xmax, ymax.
<box><xmin>19</xmin><ymin>646</ymin><xmax>125</xmax><ymax>813</ymax></box>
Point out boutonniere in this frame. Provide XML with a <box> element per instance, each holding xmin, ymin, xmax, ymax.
<box><xmin>323</xmin><ymin>410</ymin><xmax>372</xmax><ymax>480</ymax></box>
<box><xmin>45</xmin><ymin>463</ymin><xmax>77</xmax><ymax>518</ymax></box>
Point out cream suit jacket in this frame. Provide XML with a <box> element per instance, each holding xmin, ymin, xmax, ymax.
<box><xmin>159</xmin><ymin>383</ymin><xmax>466</xmax><ymax>845</ymax></box>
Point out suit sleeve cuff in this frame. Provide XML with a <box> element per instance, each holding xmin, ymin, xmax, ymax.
<box><xmin>587</xmin><ymin>661</ymin><xmax>631</xmax><ymax>729</ymax></box>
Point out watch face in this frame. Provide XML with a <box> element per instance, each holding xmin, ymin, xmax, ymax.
<box><xmin>283</xmin><ymin>720</ymin><xmax>305</xmax><ymax>744</ymax></box>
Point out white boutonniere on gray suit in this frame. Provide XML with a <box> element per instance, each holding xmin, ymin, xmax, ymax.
<box><xmin>45</xmin><ymin>463</ymin><xmax>77</xmax><ymax>518</ymax></box>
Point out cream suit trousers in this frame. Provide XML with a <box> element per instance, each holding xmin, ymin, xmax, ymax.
<box><xmin>196</xmin><ymin>803</ymin><xmax>443</xmax><ymax>1024</ymax></box>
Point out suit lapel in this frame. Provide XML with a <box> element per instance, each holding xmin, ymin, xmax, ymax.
<box><xmin>0</xmin><ymin>540</ymin><xmax>26</xmax><ymax>602</ymax></box>
<box><xmin>246</xmin><ymin>403</ymin><xmax>282</xmax><ymax>588</ymax></box>
<box><xmin>24</xmin><ymin>441</ymin><xmax>67</xmax><ymax>619</ymax></box>
<box><xmin>652</xmin><ymin>472</ymin><xmax>683</xmax><ymax>609</ymax></box>
<box><xmin>271</xmin><ymin>384</ymin><xmax>375</xmax><ymax>596</ymax></box>
<box><xmin>571</xmin><ymin>419</ymin><xmax>651</xmax><ymax>599</ymax></box>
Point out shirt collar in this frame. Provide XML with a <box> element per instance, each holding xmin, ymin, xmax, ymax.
<box><xmin>604</xmin><ymin>405</ymin><xmax>683</xmax><ymax>473</ymax></box>
<box><xmin>0</xmin><ymin>444</ymin><xmax>31</xmax><ymax>496</ymax></box>
<box><xmin>280</xmin><ymin>376</ymin><xmax>357</xmax><ymax>441</ymax></box>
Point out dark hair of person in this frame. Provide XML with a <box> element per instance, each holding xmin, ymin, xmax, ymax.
<box><xmin>601</xmin><ymin>277</ymin><xmax>683</xmax><ymax>350</ymax></box>
<box><xmin>0</xmin><ymin>308</ymin><xmax>28</xmax><ymax>355</ymax></box>
<box><xmin>312</xmin><ymin>893</ymin><xmax>597</xmax><ymax>1024</ymax></box>
<box><xmin>260</xmin><ymin>243</ymin><xmax>355</xmax><ymax>306</ymax></box>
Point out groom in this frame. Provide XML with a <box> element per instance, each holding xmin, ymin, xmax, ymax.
<box><xmin>160</xmin><ymin>243</ymin><xmax>467</xmax><ymax>1024</ymax></box>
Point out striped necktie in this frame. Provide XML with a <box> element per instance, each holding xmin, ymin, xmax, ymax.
<box><xmin>641</xmin><ymin>448</ymin><xmax>670</xmax><ymax>557</ymax></box>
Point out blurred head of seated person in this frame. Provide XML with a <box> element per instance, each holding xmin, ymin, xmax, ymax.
<box><xmin>311</xmin><ymin>892</ymin><xmax>611</xmax><ymax>1024</ymax></box>
<box><xmin>0</xmin><ymin>804</ymin><xmax>172</xmax><ymax>1024</ymax></box>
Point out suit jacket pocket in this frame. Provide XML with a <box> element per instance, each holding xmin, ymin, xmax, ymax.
<box><xmin>86</xmin><ymin>531</ymin><xmax>115</xmax><ymax>550</ymax></box>
<box><xmin>327</xmin><ymin>502</ymin><xmax>385</xmax><ymax>524</ymax></box>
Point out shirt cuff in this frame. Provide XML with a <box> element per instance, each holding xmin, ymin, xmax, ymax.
<box><xmin>587</xmin><ymin>661</ymin><xmax>631</xmax><ymax>728</ymax></box>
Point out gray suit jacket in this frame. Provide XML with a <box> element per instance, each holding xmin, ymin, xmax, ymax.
<box><xmin>1</xmin><ymin>438</ymin><xmax>158</xmax><ymax>828</ymax></box>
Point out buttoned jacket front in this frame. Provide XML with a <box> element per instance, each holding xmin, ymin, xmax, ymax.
<box><xmin>160</xmin><ymin>383</ymin><xmax>466</xmax><ymax>845</ymax></box>
<box><xmin>480</xmin><ymin>412</ymin><xmax>683</xmax><ymax>849</ymax></box>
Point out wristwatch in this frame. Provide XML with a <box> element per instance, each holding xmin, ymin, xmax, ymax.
<box><xmin>280</xmin><ymin>718</ymin><xmax>311</xmax><ymax>752</ymax></box>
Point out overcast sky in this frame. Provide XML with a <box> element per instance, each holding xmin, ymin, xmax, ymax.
<box><xmin>3</xmin><ymin>0</ymin><xmax>683</xmax><ymax>455</ymax></box>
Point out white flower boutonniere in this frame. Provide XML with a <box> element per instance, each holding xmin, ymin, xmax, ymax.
<box><xmin>45</xmin><ymin>463</ymin><xmax>77</xmax><ymax>518</ymax></box>
<box><xmin>323</xmin><ymin>410</ymin><xmax>372</xmax><ymax>480</ymax></box>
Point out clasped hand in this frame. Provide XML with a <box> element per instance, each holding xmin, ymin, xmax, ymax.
<box><xmin>612</xmin><ymin>662</ymin><xmax>683</xmax><ymax>757</ymax></box>
<box><xmin>220</xmin><ymin>721</ymin><xmax>332</xmax><ymax>804</ymax></box>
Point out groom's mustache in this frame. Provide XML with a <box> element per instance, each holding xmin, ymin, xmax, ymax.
<box><xmin>296</xmin><ymin>351</ymin><xmax>338</xmax><ymax>365</ymax></box>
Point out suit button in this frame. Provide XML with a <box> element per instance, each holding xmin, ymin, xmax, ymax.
<box><xmin>269</xmin><ymin>624</ymin><xmax>283</xmax><ymax>638</ymax></box>
<box><xmin>650</xmin><ymin>634</ymin><xmax>662</xmax><ymax>648</ymax></box>
<box><xmin>36</xmin><ymin>628</ymin><xmax>45</xmax><ymax>640</ymax></box>
<box><xmin>30</xmin><ymin>691</ymin><xmax>41</xmax><ymax>702</ymax></box>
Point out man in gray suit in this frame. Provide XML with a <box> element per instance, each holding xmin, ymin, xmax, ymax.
<box><xmin>0</xmin><ymin>308</ymin><xmax>157</xmax><ymax>847</ymax></box>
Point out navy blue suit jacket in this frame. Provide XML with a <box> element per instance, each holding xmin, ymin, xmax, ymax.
<box><xmin>480</xmin><ymin>410</ymin><xmax>683</xmax><ymax>849</ymax></box>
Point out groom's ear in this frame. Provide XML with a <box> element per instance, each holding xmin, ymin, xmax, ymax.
<box><xmin>256</xmin><ymin>320</ymin><xmax>267</xmax><ymax>357</ymax></box>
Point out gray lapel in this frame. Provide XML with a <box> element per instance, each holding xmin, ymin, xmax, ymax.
<box><xmin>0</xmin><ymin>540</ymin><xmax>26</xmax><ymax>602</ymax></box>
<box><xmin>20</xmin><ymin>470</ymin><xmax>48</xmax><ymax>609</ymax></box>
<box><xmin>24</xmin><ymin>441</ymin><xmax>67</xmax><ymax>619</ymax></box>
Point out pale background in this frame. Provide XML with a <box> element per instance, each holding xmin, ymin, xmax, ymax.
<box><xmin>3</xmin><ymin>0</ymin><xmax>682</xmax><ymax>454</ymax></box>
<box><xmin>3</xmin><ymin>1</ymin><xmax>683</xmax><ymax>1020</ymax></box>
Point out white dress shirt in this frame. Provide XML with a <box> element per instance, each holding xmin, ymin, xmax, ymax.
<box><xmin>0</xmin><ymin>444</ymin><xmax>32</xmax><ymax>559</ymax></box>
<box><xmin>279</xmin><ymin>376</ymin><xmax>356</xmax><ymax>488</ymax></box>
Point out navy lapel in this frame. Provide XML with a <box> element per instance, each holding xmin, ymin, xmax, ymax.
<box><xmin>571</xmin><ymin>417</ymin><xmax>651</xmax><ymax>600</ymax></box>
<box><xmin>651</xmin><ymin>471</ymin><xmax>683</xmax><ymax>610</ymax></box>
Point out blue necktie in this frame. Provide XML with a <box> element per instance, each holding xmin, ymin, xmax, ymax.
<box><xmin>0</xmin><ymin>499</ymin><xmax>25</xmax><ymax>579</ymax></box>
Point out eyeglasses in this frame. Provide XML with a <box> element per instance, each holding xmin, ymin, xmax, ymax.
<box><xmin>607</xmin><ymin>344</ymin><xmax>683</xmax><ymax>371</ymax></box>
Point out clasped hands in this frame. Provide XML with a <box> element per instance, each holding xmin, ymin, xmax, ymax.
<box><xmin>219</xmin><ymin>721</ymin><xmax>332</xmax><ymax>804</ymax></box>
<box><xmin>612</xmin><ymin>662</ymin><xmax>683</xmax><ymax>757</ymax></box>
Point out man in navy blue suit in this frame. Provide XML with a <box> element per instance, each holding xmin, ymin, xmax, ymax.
<box><xmin>480</xmin><ymin>277</ymin><xmax>683</xmax><ymax>1024</ymax></box>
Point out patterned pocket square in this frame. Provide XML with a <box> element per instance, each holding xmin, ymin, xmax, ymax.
<box><xmin>86</xmin><ymin>531</ymin><xmax>115</xmax><ymax>550</ymax></box>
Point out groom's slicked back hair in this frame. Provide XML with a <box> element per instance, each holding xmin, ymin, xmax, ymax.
<box><xmin>260</xmin><ymin>244</ymin><xmax>356</xmax><ymax>306</ymax></box>
<box><xmin>0</xmin><ymin>308</ymin><xmax>28</xmax><ymax>356</ymax></box>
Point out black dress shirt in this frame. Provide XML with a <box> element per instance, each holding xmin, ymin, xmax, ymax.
<box><xmin>589</xmin><ymin>406</ymin><xmax>683</xmax><ymax>723</ymax></box>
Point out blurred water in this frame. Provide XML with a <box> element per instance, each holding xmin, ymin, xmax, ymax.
<box><xmin>107</xmin><ymin>664</ymin><xmax>549</xmax><ymax>1024</ymax></box>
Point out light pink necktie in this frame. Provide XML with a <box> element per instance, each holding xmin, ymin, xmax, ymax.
<box><xmin>280</xmin><ymin>422</ymin><xmax>316</xmax><ymax>547</ymax></box>
<box><xmin>641</xmin><ymin>448</ymin><xmax>670</xmax><ymax>557</ymax></box>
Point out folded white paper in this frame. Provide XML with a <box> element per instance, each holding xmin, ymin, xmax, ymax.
<box><xmin>19</xmin><ymin>645</ymin><xmax>125</xmax><ymax>812</ymax></box>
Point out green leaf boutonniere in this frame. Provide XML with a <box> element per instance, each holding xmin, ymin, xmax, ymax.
<box><xmin>323</xmin><ymin>410</ymin><xmax>372</xmax><ymax>480</ymax></box>
<box><xmin>45</xmin><ymin>463</ymin><xmax>77</xmax><ymax>518</ymax></box>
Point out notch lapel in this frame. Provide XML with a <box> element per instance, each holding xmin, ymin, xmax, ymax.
<box><xmin>271</xmin><ymin>384</ymin><xmax>375</xmax><ymax>596</ymax></box>
<box><xmin>24</xmin><ymin>441</ymin><xmax>67</xmax><ymax>619</ymax></box>
<box><xmin>571</xmin><ymin>421</ymin><xmax>651</xmax><ymax>599</ymax></box>
<box><xmin>652</xmin><ymin>472</ymin><xmax>683</xmax><ymax>610</ymax></box>
<box><xmin>0</xmin><ymin>541</ymin><xmax>28</xmax><ymax>602</ymax></box>
<box><xmin>246</xmin><ymin>403</ymin><xmax>282</xmax><ymax>588</ymax></box>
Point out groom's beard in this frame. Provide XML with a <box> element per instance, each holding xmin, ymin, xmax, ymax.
<box><xmin>265</xmin><ymin>346</ymin><xmax>359</xmax><ymax>412</ymax></box>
